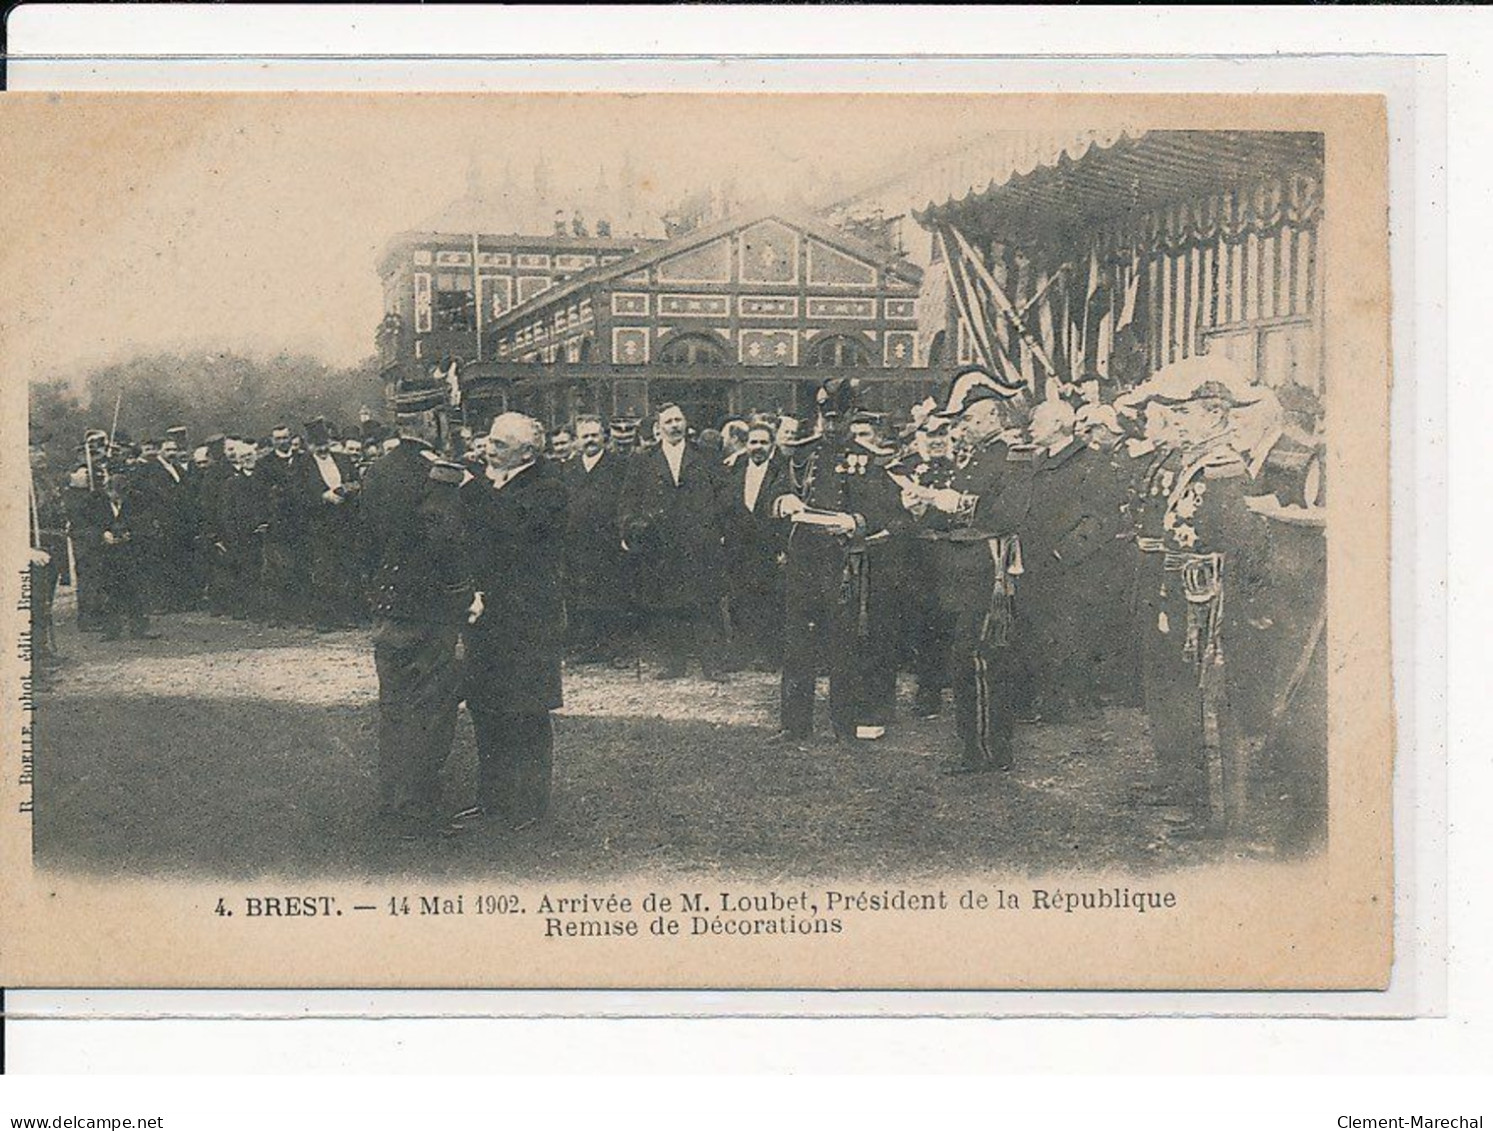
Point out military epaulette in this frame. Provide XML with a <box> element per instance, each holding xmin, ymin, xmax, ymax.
<box><xmin>427</xmin><ymin>458</ymin><xmax>466</xmax><ymax>485</ymax></box>
<box><xmin>1006</xmin><ymin>444</ymin><xmax>1037</xmax><ymax>462</ymax></box>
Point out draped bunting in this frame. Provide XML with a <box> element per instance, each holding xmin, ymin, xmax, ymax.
<box><xmin>937</xmin><ymin>168</ymin><xmax>1325</xmax><ymax>393</ymax></box>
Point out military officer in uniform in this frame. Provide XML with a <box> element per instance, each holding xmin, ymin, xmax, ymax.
<box><xmin>889</xmin><ymin>417</ymin><xmax>959</xmax><ymax>719</ymax></box>
<box><xmin>771</xmin><ymin>378</ymin><xmax>909</xmax><ymax>743</ymax></box>
<box><xmin>1127</xmin><ymin>372</ymin><xmax>1273</xmax><ymax>831</ymax></box>
<box><xmin>901</xmin><ymin>366</ymin><xmax>1033</xmax><ymax>774</ymax></box>
<box><xmin>359</xmin><ymin>386</ymin><xmax>471</xmax><ymax>839</ymax></box>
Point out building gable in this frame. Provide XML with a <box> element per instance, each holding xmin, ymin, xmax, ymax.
<box><xmin>806</xmin><ymin>238</ymin><xmax>878</xmax><ymax>287</ymax></box>
<box><xmin>656</xmin><ymin>237</ymin><xmax>732</xmax><ymax>283</ymax></box>
<box><xmin>737</xmin><ymin>219</ymin><xmax>800</xmax><ymax>284</ymax></box>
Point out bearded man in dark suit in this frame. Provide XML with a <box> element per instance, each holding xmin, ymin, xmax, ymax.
<box><xmin>721</xmin><ymin>422</ymin><xmax>789</xmax><ymax>669</ymax></box>
<box><xmin>454</xmin><ymin>412</ymin><xmax>569</xmax><ymax>834</ymax></box>
<box><xmin>297</xmin><ymin>417</ymin><xmax>362</xmax><ymax>631</ymax></box>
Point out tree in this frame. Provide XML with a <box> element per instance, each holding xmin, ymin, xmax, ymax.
<box><xmin>32</xmin><ymin>350</ymin><xmax>386</xmax><ymax>463</ymax></box>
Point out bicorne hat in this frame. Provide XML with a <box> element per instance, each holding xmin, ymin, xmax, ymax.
<box><xmin>935</xmin><ymin>366</ymin><xmax>1026</xmax><ymax>418</ymax></box>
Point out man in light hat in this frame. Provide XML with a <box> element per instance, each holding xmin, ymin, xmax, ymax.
<box><xmin>1126</xmin><ymin>374</ymin><xmax>1273</xmax><ymax>831</ymax></box>
<box><xmin>900</xmin><ymin>366</ymin><xmax>1033</xmax><ymax>773</ymax></box>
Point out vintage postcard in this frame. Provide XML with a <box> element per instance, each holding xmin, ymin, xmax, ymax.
<box><xmin>0</xmin><ymin>91</ymin><xmax>1392</xmax><ymax>990</ymax></box>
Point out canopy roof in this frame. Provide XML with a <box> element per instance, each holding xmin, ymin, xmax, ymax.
<box><xmin>915</xmin><ymin>130</ymin><xmax>1325</xmax><ymax>250</ymax></box>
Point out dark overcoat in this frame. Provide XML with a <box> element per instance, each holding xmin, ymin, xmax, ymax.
<box><xmin>460</xmin><ymin>460</ymin><xmax>569</xmax><ymax>713</ymax></box>
<box><xmin>721</xmin><ymin>452</ymin><xmax>789</xmax><ymax>597</ymax></box>
<box><xmin>616</xmin><ymin>440</ymin><xmax>725</xmax><ymax>611</ymax></box>
<box><xmin>359</xmin><ymin>439</ymin><xmax>471</xmax><ymax>625</ymax></box>
<box><xmin>256</xmin><ymin>451</ymin><xmax>307</xmax><ymax>543</ymax></box>
<box><xmin>1019</xmin><ymin>439</ymin><xmax>1135</xmax><ymax>698</ymax></box>
<box><xmin>561</xmin><ymin>451</ymin><xmax>628</xmax><ymax>611</ymax></box>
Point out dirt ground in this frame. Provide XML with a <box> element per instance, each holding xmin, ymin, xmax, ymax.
<box><xmin>32</xmin><ymin>603</ymin><xmax>1316</xmax><ymax>882</ymax></box>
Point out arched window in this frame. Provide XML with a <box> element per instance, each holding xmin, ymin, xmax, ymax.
<box><xmin>805</xmin><ymin>333</ymin><xmax>873</xmax><ymax>368</ymax></box>
<box><xmin>658</xmin><ymin>332</ymin><xmax>729</xmax><ymax>366</ymax></box>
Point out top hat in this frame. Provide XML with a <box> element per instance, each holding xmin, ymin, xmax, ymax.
<box><xmin>303</xmin><ymin>417</ymin><xmax>332</xmax><ymax>447</ymax></box>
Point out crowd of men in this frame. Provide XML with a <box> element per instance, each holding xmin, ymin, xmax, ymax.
<box><xmin>29</xmin><ymin>417</ymin><xmax>398</xmax><ymax>646</ymax></box>
<box><xmin>29</xmin><ymin>359</ymin><xmax>1326</xmax><ymax>841</ymax></box>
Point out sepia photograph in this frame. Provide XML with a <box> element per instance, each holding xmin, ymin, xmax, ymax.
<box><xmin>0</xmin><ymin>92</ymin><xmax>1392</xmax><ymax>989</ymax></box>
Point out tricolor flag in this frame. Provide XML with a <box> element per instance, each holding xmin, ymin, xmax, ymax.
<box><xmin>938</xmin><ymin>225</ymin><xmax>1058</xmax><ymax>385</ymax></box>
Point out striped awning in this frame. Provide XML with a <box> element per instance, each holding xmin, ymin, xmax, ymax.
<box><xmin>915</xmin><ymin>130</ymin><xmax>1325</xmax><ymax>249</ymax></box>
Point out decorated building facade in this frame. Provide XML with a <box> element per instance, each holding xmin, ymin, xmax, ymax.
<box><xmin>375</xmin><ymin>229</ymin><xmax>658</xmax><ymax>392</ymax></box>
<box><xmin>452</xmin><ymin>211</ymin><xmax>929</xmax><ymax>429</ymax></box>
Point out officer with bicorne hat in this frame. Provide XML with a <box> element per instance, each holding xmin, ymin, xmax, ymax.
<box><xmin>1122</xmin><ymin>364</ymin><xmax>1274</xmax><ymax>831</ymax></box>
<box><xmin>900</xmin><ymin>365</ymin><xmax>1033</xmax><ymax>774</ymax></box>
<box><xmin>769</xmin><ymin>377</ymin><xmax>910</xmax><ymax>744</ymax></box>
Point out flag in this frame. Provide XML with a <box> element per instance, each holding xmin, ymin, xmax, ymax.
<box><xmin>1117</xmin><ymin>253</ymin><xmax>1141</xmax><ymax>332</ymax></box>
<box><xmin>1080</xmin><ymin>249</ymin><xmax>1101</xmax><ymax>358</ymax></box>
<box><xmin>1095</xmin><ymin>304</ymin><xmax>1114</xmax><ymax>379</ymax></box>
<box><xmin>944</xmin><ymin>224</ymin><xmax>1058</xmax><ymax>381</ymax></box>
<box><xmin>1037</xmin><ymin>281</ymin><xmax>1056</xmax><ymax>366</ymax></box>
<box><xmin>915</xmin><ymin>256</ymin><xmax>950</xmax><ymax>365</ymax></box>
<box><xmin>936</xmin><ymin>228</ymin><xmax>997</xmax><ymax>373</ymax></box>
